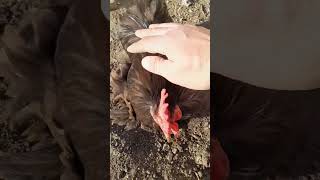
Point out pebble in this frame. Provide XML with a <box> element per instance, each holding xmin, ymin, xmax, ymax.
<box><xmin>173</xmin><ymin>154</ymin><xmax>178</xmax><ymax>160</ymax></box>
<box><xmin>195</xmin><ymin>155</ymin><xmax>202</xmax><ymax>165</ymax></box>
<box><xmin>172</xmin><ymin>148</ymin><xmax>177</xmax><ymax>154</ymax></box>
<box><xmin>162</xmin><ymin>143</ymin><xmax>170</xmax><ymax>151</ymax></box>
<box><xmin>198</xmin><ymin>171</ymin><xmax>203</xmax><ymax>178</ymax></box>
<box><xmin>167</xmin><ymin>152</ymin><xmax>173</xmax><ymax>161</ymax></box>
<box><xmin>181</xmin><ymin>0</ymin><xmax>194</xmax><ymax>7</ymax></box>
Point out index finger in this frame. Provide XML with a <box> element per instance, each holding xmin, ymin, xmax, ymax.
<box><xmin>127</xmin><ymin>35</ymin><xmax>169</xmax><ymax>55</ymax></box>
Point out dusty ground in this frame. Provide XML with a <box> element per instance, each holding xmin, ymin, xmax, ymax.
<box><xmin>110</xmin><ymin>0</ymin><xmax>211</xmax><ymax>179</ymax></box>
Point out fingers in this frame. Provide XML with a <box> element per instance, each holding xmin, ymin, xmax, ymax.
<box><xmin>141</xmin><ymin>56</ymin><xmax>174</xmax><ymax>77</ymax></box>
<box><xmin>127</xmin><ymin>36</ymin><xmax>167</xmax><ymax>54</ymax></box>
<box><xmin>135</xmin><ymin>27</ymin><xmax>172</xmax><ymax>38</ymax></box>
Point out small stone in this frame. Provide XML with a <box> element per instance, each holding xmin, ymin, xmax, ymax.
<box><xmin>167</xmin><ymin>152</ymin><xmax>173</xmax><ymax>161</ymax></box>
<box><xmin>163</xmin><ymin>143</ymin><xmax>170</xmax><ymax>151</ymax></box>
<box><xmin>198</xmin><ymin>171</ymin><xmax>203</xmax><ymax>178</ymax></box>
<box><xmin>172</xmin><ymin>148</ymin><xmax>177</xmax><ymax>154</ymax></box>
<box><xmin>181</xmin><ymin>0</ymin><xmax>194</xmax><ymax>7</ymax></box>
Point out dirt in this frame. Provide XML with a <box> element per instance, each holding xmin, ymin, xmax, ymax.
<box><xmin>110</xmin><ymin>0</ymin><xmax>211</xmax><ymax>179</ymax></box>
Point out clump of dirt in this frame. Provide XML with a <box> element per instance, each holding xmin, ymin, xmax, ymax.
<box><xmin>110</xmin><ymin>0</ymin><xmax>211</xmax><ymax>179</ymax></box>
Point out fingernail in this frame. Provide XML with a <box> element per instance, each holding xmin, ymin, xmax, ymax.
<box><xmin>149</xmin><ymin>24</ymin><xmax>157</xmax><ymax>28</ymax></box>
<box><xmin>127</xmin><ymin>44</ymin><xmax>134</xmax><ymax>52</ymax></box>
<box><xmin>135</xmin><ymin>29</ymin><xmax>142</xmax><ymax>36</ymax></box>
<box><xmin>141</xmin><ymin>58</ymin><xmax>150</xmax><ymax>69</ymax></box>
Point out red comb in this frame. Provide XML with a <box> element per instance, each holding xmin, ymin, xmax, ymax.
<box><xmin>151</xmin><ymin>89</ymin><xmax>182</xmax><ymax>142</ymax></box>
<box><xmin>159</xmin><ymin>89</ymin><xmax>170</xmax><ymax>121</ymax></box>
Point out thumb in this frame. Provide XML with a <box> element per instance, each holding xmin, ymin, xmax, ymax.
<box><xmin>141</xmin><ymin>56</ymin><xmax>173</xmax><ymax>77</ymax></box>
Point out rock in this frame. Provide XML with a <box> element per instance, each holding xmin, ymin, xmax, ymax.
<box><xmin>173</xmin><ymin>154</ymin><xmax>178</xmax><ymax>160</ymax></box>
<box><xmin>167</xmin><ymin>152</ymin><xmax>173</xmax><ymax>161</ymax></box>
<box><xmin>172</xmin><ymin>148</ymin><xmax>177</xmax><ymax>154</ymax></box>
<box><xmin>181</xmin><ymin>0</ymin><xmax>194</xmax><ymax>7</ymax></box>
<box><xmin>195</xmin><ymin>155</ymin><xmax>202</xmax><ymax>165</ymax></box>
<box><xmin>162</xmin><ymin>143</ymin><xmax>170</xmax><ymax>151</ymax></box>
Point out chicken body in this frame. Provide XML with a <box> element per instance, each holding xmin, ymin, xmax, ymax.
<box><xmin>111</xmin><ymin>0</ymin><xmax>210</xmax><ymax>140</ymax></box>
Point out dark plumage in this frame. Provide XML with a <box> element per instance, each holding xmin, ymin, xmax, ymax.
<box><xmin>111</xmin><ymin>0</ymin><xmax>210</xmax><ymax>140</ymax></box>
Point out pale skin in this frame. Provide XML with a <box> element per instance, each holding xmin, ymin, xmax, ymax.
<box><xmin>127</xmin><ymin>23</ymin><xmax>210</xmax><ymax>90</ymax></box>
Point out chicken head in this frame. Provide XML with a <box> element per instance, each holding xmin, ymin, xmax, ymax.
<box><xmin>150</xmin><ymin>89</ymin><xmax>182</xmax><ymax>142</ymax></box>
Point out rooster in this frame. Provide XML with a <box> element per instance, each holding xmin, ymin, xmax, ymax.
<box><xmin>110</xmin><ymin>0</ymin><xmax>210</xmax><ymax>141</ymax></box>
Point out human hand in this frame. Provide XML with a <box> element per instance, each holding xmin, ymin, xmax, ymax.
<box><xmin>127</xmin><ymin>23</ymin><xmax>210</xmax><ymax>90</ymax></box>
